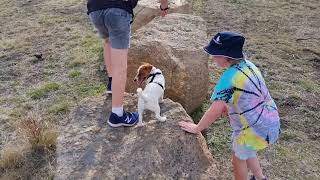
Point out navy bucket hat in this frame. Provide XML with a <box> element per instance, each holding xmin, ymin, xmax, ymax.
<box><xmin>204</xmin><ymin>31</ymin><xmax>245</xmax><ymax>59</ymax></box>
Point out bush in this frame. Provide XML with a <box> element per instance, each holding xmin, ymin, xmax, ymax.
<box><xmin>0</xmin><ymin>145</ymin><xmax>25</xmax><ymax>169</ymax></box>
<box><xmin>20</xmin><ymin>115</ymin><xmax>58</xmax><ymax>151</ymax></box>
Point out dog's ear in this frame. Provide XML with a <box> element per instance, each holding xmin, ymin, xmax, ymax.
<box><xmin>144</xmin><ymin>63</ymin><xmax>153</xmax><ymax>73</ymax></box>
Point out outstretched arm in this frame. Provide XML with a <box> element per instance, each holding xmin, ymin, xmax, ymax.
<box><xmin>179</xmin><ymin>100</ymin><xmax>226</xmax><ymax>134</ymax></box>
<box><xmin>159</xmin><ymin>0</ymin><xmax>169</xmax><ymax>17</ymax></box>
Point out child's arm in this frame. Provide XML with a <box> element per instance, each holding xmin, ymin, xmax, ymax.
<box><xmin>178</xmin><ymin>100</ymin><xmax>226</xmax><ymax>134</ymax></box>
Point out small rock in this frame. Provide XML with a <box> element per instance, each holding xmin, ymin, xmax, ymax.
<box><xmin>33</xmin><ymin>53</ymin><xmax>43</xmax><ymax>59</ymax></box>
<box><xmin>99</xmin><ymin>64</ymin><xmax>105</xmax><ymax>72</ymax></box>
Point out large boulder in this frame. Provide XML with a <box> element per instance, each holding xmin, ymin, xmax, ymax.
<box><xmin>132</xmin><ymin>0</ymin><xmax>191</xmax><ymax>32</ymax></box>
<box><xmin>127</xmin><ymin>13</ymin><xmax>209</xmax><ymax>113</ymax></box>
<box><xmin>55</xmin><ymin>94</ymin><xmax>219</xmax><ymax>179</ymax></box>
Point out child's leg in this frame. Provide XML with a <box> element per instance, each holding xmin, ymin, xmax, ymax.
<box><xmin>111</xmin><ymin>48</ymin><xmax>128</xmax><ymax>107</ymax></box>
<box><xmin>247</xmin><ymin>157</ymin><xmax>266</xmax><ymax>179</ymax></box>
<box><xmin>232</xmin><ymin>153</ymin><xmax>248</xmax><ymax>180</ymax></box>
<box><xmin>103</xmin><ymin>39</ymin><xmax>112</xmax><ymax>76</ymax></box>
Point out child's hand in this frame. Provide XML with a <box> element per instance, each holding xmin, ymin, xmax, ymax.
<box><xmin>221</xmin><ymin>105</ymin><xmax>228</xmax><ymax>117</ymax></box>
<box><xmin>160</xmin><ymin>0</ymin><xmax>169</xmax><ymax>17</ymax></box>
<box><xmin>178</xmin><ymin>121</ymin><xmax>200</xmax><ymax>134</ymax></box>
<box><xmin>160</xmin><ymin>6</ymin><xmax>169</xmax><ymax>17</ymax></box>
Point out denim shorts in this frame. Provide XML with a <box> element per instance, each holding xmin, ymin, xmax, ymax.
<box><xmin>89</xmin><ymin>8</ymin><xmax>132</xmax><ymax>49</ymax></box>
<box><xmin>232</xmin><ymin>140</ymin><xmax>257</xmax><ymax>160</ymax></box>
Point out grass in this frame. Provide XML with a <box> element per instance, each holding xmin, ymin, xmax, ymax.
<box><xmin>280</xmin><ymin>129</ymin><xmax>306</xmax><ymax>142</ymax></box>
<box><xmin>69</xmin><ymin>35</ymin><xmax>103</xmax><ymax>68</ymax></box>
<box><xmin>68</xmin><ymin>70</ymin><xmax>81</xmax><ymax>78</ymax></box>
<box><xmin>0</xmin><ymin>145</ymin><xmax>25</xmax><ymax>169</ymax></box>
<box><xmin>0</xmin><ymin>143</ymin><xmax>56</xmax><ymax>180</ymax></box>
<box><xmin>48</xmin><ymin>95</ymin><xmax>77</xmax><ymax>115</ymax></box>
<box><xmin>77</xmin><ymin>83</ymin><xmax>106</xmax><ymax>97</ymax></box>
<box><xmin>20</xmin><ymin>115</ymin><xmax>58</xmax><ymax>150</ymax></box>
<box><xmin>28</xmin><ymin>82</ymin><xmax>61</xmax><ymax>99</ymax></box>
<box><xmin>49</xmin><ymin>101</ymin><xmax>71</xmax><ymax>114</ymax></box>
<box><xmin>1</xmin><ymin>0</ymin><xmax>319</xmax><ymax>179</ymax></box>
<box><xmin>298</xmin><ymin>79</ymin><xmax>320</xmax><ymax>93</ymax></box>
<box><xmin>37</xmin><ymin>129</ymin><xmax>58</xmax><ymax>150</ymax></box>
<box><xmin>207</xmin><ymin>118</ymin><xmax>232</xmax><ymax>156</ymax></box>
<box><xmin>68</xmin><ymin>56</ymin><xmax>88</xmax><ymax>68</ymax></box>
<box><xmin>81</xmin><ymin>35</ymin><xmax>103</xmax><ymax>56</ymax></box>
<box><xmin>0</xmin><ymin>38</ymin><xmax>16</xmax><ymax>50</ymax></box>
<box><xmin>196</xmin><ymin>0</ymin><xmax>320</xmax><ymax>179</ymax></box>
<box><xmin>0</xmin><ymin>0</ymin><xmax>105</xmax><ymax>178</ymax></box>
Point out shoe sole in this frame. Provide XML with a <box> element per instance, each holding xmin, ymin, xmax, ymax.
<box><xmin>107</xmin><ymin>120</ymin><xmax>137</xmax><ymax>127</ymax></box>
<box><xmin>106</xmin><ymin>90</ymin><xmax>112</xmax><ymax>94</ymax></box>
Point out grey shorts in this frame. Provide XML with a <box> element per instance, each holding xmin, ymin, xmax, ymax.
<box><xmin>89</xmin><ymin>8</ymin><xmax>132</xmax><ymax>49</ymax></box>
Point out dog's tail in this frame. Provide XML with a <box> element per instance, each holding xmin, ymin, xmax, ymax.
<box><xmin>137</xmin><ymin>88</ymin><xmax>148</xmax><ymax>101</ymax></box>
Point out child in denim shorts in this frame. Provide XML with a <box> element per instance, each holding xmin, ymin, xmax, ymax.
<box><xmin>179</xmin><ymin>31</ymin><xmax>281</xmax><ymax>180</ymax></box>
<box><xmin>87</xmin><ymin>0</ymin><xmax>169</xmax><ymax>127</ymax></box>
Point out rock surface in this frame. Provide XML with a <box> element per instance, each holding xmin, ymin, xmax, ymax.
<box><xmin>55</xmin><ymin>94</ymin><xmax>219</xmax><ymax>179</ymax></box>
<box><xmin>127</xmin><ymin>13</ymin><xmax>209</xmax><ymax>113</ymax></box>
<box><xmin>132</xmin><ymin>0</ymin><xmax>191</xmax><ymax>32</ymax></box>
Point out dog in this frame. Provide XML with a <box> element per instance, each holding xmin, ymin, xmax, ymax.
<box><xmin>134</xmin><ymin>63</ymin><xmax>166</xmax><ymax>126</ymax></box>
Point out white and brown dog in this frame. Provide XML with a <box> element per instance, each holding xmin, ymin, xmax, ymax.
<box><xmin>134</xmin><ymin>63</ymin><xmax>166</xmax><ymax>126</ymax></box>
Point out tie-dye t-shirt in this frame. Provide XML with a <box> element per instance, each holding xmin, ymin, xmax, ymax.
<box><xmin>211</xmin><ymin>60</ymin><xmax>280</xmax><ymax>151</ymax></box>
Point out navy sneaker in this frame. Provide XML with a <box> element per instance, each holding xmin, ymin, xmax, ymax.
<box><xmin>106</xmin><ymin>77</ymin><xmax>112</xmax><ymax>94</ymax></box>
<box><xmin>250</xmin><ymin>175</ymin><xmax>267</xmax><ymax>180</ymax></box>
<box><xmin>108</xmin><ymin>111</ymin><xmax>139</xmax><ymax>127</ymax></box>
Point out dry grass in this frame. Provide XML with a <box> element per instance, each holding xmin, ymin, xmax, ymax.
<box><xmin>0</xmin><ymin>0</ymin><xmax>105</xmax><ymax>178</ymax></box>
<box><xmin>0</xmin><ymin>112</ymin><xmax>58</xmax><ymax>179</ymax></box>
<box><xmin>20</xmin><ymin>115</ymin><xmax>58</xmax><ymax>151</ymax></box>
<box><xmin>1</xmin><ymin>0</ymin><xmax>319</xmax><ymax>179</ymax></box>
<box><xmin>191</xmin><ymin>0</ymin><xmax>320</xmax><ymax>179</ymax></box>
<box><xmin>0</xmin><ymin>145</ymin><xmax>25</xmax><ymax>169</ymax></box>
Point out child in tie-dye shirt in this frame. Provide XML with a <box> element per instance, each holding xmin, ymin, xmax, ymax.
<box><xmin>179</xmin><ymin>31</ymin><xmax>280</xmax><ymax>180</ymax></box>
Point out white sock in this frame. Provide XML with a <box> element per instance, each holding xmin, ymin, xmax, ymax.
<box><xmin>112</xmin><ymin>106</ymin><xmax>123</xmax><ymax>117</ymax></box>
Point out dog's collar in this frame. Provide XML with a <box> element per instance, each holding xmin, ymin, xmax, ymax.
<box><xmin>147</xmin><ymin>72</ymin><xmax>164</xmax><ymax>90</ymax></box>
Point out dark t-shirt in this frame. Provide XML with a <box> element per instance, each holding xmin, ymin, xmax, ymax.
<box><xmin>87</xmin><ymin>0</ymin><xmax>134</xmax><ymax>15</ymax></box>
